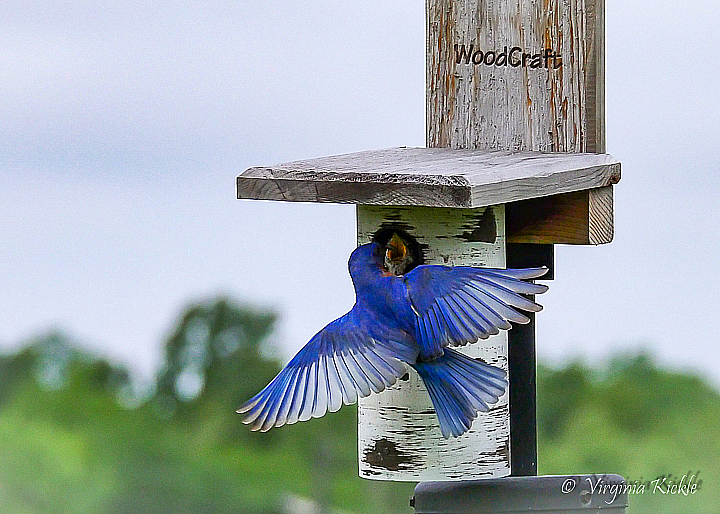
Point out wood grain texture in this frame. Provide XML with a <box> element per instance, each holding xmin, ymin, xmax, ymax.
<box><xmin>357</xmin><ymin>204</ymin><xmax>510</xmax><ymax>481</ymax></box>
<box><xmin>585</xmin><ymin>0</ymin><xmax>606</xmax><ymax>153</ymax></box>
<box><xmin>237</xmin><ymin>147</ymin><xmax>620</xmax><ymax>209</ymax></box>
<box><xmin>588</xmin><ymin>184</ymin><xmax>613</xmax><ymax>243</ymax></box>
<box><xmin>506</xmin><ymin>185</ymin><xmax>613</xmax><ymax>244</ymax></box>
<box><xmin>427</xmin><ymin>0</ymin><xmax>605</xmax><ymax>153</ymax></box>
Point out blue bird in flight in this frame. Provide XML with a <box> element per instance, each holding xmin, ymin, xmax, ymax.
<box><xmin>238</xmin><ymin>230</ymin><xmax>548</xmax><ymax>438</ymax></box>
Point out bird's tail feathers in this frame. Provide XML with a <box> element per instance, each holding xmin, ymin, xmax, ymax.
<box><xmin>412</xmin><ymin>348</ymin><xmax>507</xmax><ymax>438</ymax></box>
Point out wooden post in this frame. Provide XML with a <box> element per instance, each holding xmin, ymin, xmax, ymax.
<box><xmin>427</xmin><ymin>0</ymin><xmax>605</xmax><ymax>154</ymax></box>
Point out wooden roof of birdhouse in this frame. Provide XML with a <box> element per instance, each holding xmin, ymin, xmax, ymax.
<box><xmin>237</xmin><ymin>147</ymin><xmax>620</xmax><ymax>245</ymax></box>
<box><xmin>237</xmin><ymin>147</ymin><xmax>619</xmax><ymax>208</ymax></box>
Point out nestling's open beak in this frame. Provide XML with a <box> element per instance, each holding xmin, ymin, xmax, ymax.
<box><xmin>385</xmin><ymin>233</ymin><xmax>408</xmax><ymax>262</ymax></box>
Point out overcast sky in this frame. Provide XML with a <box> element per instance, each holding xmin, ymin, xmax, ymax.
<box><xmin>2</xmin><ymin>1</ymin><xmax>719</xmax><ymax>387</ymax></box>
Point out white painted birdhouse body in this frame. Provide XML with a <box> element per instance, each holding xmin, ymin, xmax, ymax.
<box><xmin>357</xmin><ymin>205</ymin><xmax>511</xmax><ymax>480</ymax></box>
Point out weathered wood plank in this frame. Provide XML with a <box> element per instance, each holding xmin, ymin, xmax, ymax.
<box><xmin>237</xmin><ymin>147</ymin><xmax>620</xmax><ymax>209</ymax></box>
<box><xmin>357</xmin><ymin>205</ymin><xmax>510</xmax><ymax>481</ymax></box>
<box><xmin>588</xmin><ymin>185</ymin><xmax>613</xmax><ymax>244</ymax></box>
<box><xmin>427</xmin><ymin>0</ymin><xmax>605</xmax><ymax>153</ymax></box>
<box><xmin>586</xmin><ymin>0</ymin><xmax>606</xmax><ymax>153</ymax></box>
<box><xmin>506</xmin><ymin>185</ymin><xmax>613</xmax><ymax>244</ymax></box>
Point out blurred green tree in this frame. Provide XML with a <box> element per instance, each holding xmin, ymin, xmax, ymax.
<box><xmin>2</xmin><ymin>303</ymin><xmax>719</xmax><ymax>513</ymax></box>
<box><xmin>154</xmin><ymin>297</ymin><xmax>280</xmax><ymax>443</ymax></box>
<box><xmin>537</xmin><ymin>361</ymin><xmax>593</xmax><ymax>439</ymax></box>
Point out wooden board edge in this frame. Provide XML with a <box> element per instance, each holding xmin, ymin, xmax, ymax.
<box><xmin>585</xmin><ymin>0</ymin><xmax>606</xmax><ymax>153</ymax></box>
<box><xmin>588</xmin><ymin>184</ymin><xmax>614</xmax><ymax>244</ymax></box>
<box><xmin>506</xmin><ymin>185</ymin><xmax>613</xmax><ymax>245</ymax></box>
<box><xmin>469</xmin><ymin>162</ymin><xmax>619</xmax><ymax>209</ymax></box>
<box><xmin>237</xmin><ymin>176</ymin><xmax>473</xmax><ymax>208</ymax></box>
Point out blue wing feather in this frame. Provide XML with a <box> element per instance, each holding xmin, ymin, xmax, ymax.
<box><xmin>412</xmin><ymin>349</ymin><xmax>509</xmax><ymax>438</ymax></box>
<box><xmin>237</xmin><ymin>306</ymin><xmax>411</xmax><ymax>431</ymax></box>
<box><xmin>405</xmin><ymin>265</ymin><xmax>548</xmax><ymax>359</ymax></box>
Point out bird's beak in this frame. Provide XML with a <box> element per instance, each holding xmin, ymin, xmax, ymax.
<box><xmin>385</xmin><ymin>233</ymin><xmax>408</xmax><ymax>262</ymax></box>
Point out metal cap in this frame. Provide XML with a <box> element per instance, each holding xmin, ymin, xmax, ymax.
<box><xmin>412</xmin><ymin>474</ymin><xmax>628</xmax><ymax>513</ymax></box>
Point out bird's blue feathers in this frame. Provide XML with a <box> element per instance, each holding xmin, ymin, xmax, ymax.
<box><xmin>237</xmin><ymin>307</ymin><xmax>410</xmax><ymax>432</ymax></box>
<box><xmin>413</xmin><ymin>349</ymin><xmax>508</xmax><ymax>438</ymax></box>
<box><xmin>238</xmin><ymin>241</ymin><xmax>548</xmax><ymax>438</ymax></box>
<box><xmin>405</xmin><ymin>265</ymin><xmax>547</xmax><ymax>359</ymax></box>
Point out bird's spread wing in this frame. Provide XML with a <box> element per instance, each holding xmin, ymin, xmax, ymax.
<box><xmin>404</xmin><ymin>265</ymin><xmax>548</xmax><ymax>359</ymax></box>
<box><xmin>237</xmin><ymin>308</ymin><xmax>410</xmax><ymax>432</ymax></box>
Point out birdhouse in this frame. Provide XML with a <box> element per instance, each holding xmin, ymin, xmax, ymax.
<box><xmin>238</xmin><ymin>0</ymin><xmax>621</xmax><ymax>491</ymax></box>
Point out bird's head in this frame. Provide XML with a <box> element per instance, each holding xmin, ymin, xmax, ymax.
<box><xmin>372</xmin><ymin>228</ymin><xmax>424</xmax><ymax>276</ymax></box>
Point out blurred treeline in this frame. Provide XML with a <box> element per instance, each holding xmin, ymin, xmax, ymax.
<box><xmin>0</xmin><ymin>298</ymin><xmax>717</xmax><ymax>514</ymax></box>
